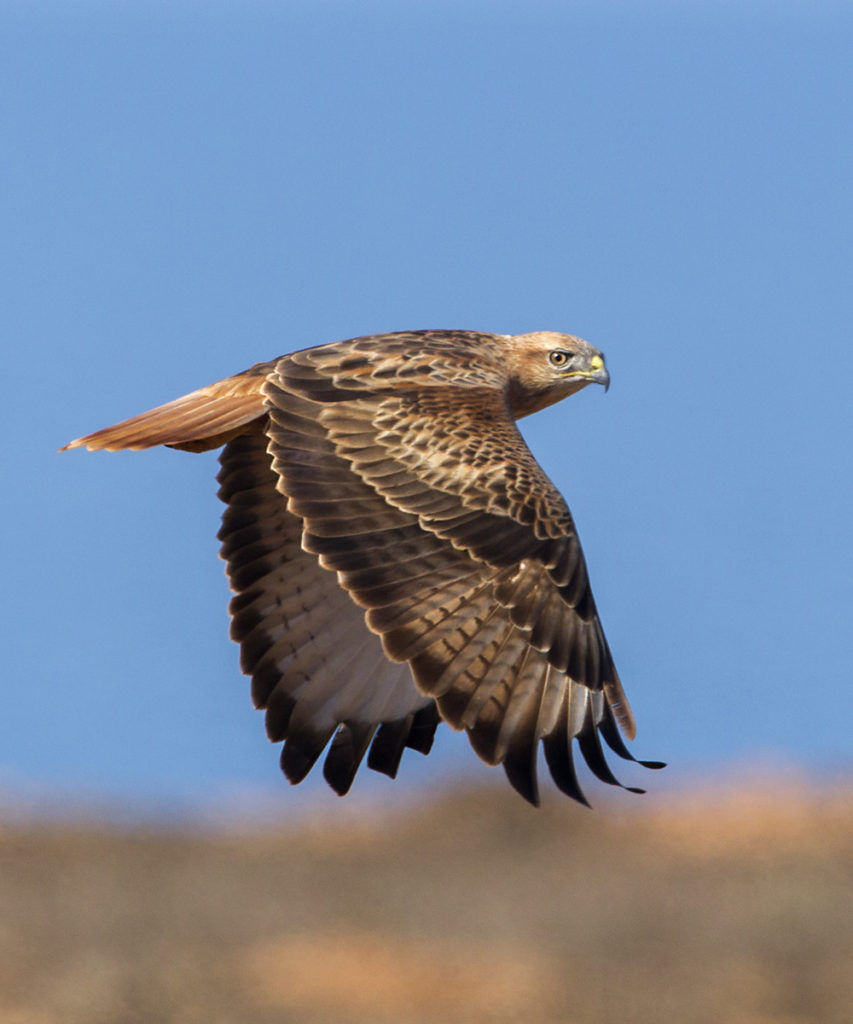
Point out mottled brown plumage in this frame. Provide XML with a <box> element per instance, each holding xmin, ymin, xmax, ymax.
<box><xmin>63</xmin><ymin>329</ymin><xmax>662</xmax><ymax>804</ymax></box>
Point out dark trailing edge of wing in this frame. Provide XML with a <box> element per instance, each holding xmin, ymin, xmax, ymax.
<box><xmin>273</xmin><ymin>694</ymin><xmax>658</xmax><ymax>806</ymax></box>
<box><xmin>515</xmin><ymin>695</ymin><xmax>666</xmax><ymax>808</ymax></box>
<box><xmin>598</xmin><ymin>701</ymin><xmax>667</xmax><ymax>770</ymax></box>
<box><xmin>282</xmin><ymin>708</ymin><xmax>442</xmax><ymax>795</ymax></box>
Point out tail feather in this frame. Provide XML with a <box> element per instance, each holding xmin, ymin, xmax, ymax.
<box><xmin>60</xmin><ymin>371</ymin><xmax>268</xmax><ymax>453</ymax></box>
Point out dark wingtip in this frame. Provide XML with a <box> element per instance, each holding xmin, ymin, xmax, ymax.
<box><xmin>322</xmin><ymin>735</ymin><xmax>358</xmax><ymax>796</ymax></box>
<box><xmin>405</xmin><ymin>704</ymin><xmax>441</xmax><ymax>755</ymax></box>
<box><xmin>367</xmin><ymin>718</ymin><xmax>411</xmax><ymax>779</ymax></box>
<box><xmin>577</xmin><ymin>724</ymin><xmax>625</xmax><ymax>789</ymax></box>
<box><xmin>280</xmin><ymin>725</ymin><xmax>334</xmax><ymax>785</ymax></box>
<box><xmin>503</xmin><ymin>758</ymin><xmax>541</xmax><ymax>807</ymax></box>
<box><xmin>598</xmin><ymin>701</ymin><xmax>666</xmax><ymax>773</ymax></box>
<box><xmin>542</xmin><ymin>725</ymin><xmax>592</xmax><ymax>808</ymax></box>
<box><xmin>281</xmin><ymin>743</ymin><xmax>315</xmax><ymax>785</ymax></box>
<box><xmin>322</xmin><ymin>722</ymin><xmax>375</xmax><ymax>796</ymax></box>
<box><xmin>502</xmin><ymin>729</ymin><xmax>541</xmax><ymax>806</ymax></box>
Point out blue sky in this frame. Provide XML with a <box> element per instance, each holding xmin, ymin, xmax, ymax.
<box><xmin>3</xmin><ymin>1</ymin><xmax>852</xmax><ymax>815</ymax></box>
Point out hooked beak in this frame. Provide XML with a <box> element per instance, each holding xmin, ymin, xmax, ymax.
<box><xmin>563</xmin><ymin>353</ymin><xmax>610</xmax><ymax>391</ymax></box>
<box><xmin>586</xmin><ymin>355</ymin><xmax>610</xmax><ymax>392</ymax></box>
<box><xmin>586</xmin><ymin>353</ymin><xmax>610</xmax><ymax>391</ymax></box>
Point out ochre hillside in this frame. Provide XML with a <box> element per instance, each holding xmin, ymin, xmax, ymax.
<box><xmin>1</xmin><ymin>783</ymin><xmax>850</xmax><ymax>1024</ymax></box>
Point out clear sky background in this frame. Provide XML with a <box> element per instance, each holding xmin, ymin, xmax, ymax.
<box><xmin>3</xmin><ymin>0</ymin><xmax>852</xmax><ymax>817</ymax></box>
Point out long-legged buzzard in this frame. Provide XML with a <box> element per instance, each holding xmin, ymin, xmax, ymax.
<box><xmin>63</xmin><ymin>330</ymin><xmax>663</xmax><ymax>804</ymax></box>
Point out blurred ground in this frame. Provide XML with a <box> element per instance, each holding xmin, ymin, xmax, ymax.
<box><xmin>1</xmin><ymin>782</ymin><xmax>851</xmax><ymax>1024</ymax></box>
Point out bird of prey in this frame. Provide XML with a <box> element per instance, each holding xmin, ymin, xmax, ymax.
<box><xmin>63</xmin><ymin>329</ymin><xmax>662</xmax><ymax>805</ymax></box>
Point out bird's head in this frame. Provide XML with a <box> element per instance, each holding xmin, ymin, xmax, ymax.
<box><xmin>503</xmin><ymin>331</ymin><xmax>610</xmax><ymax>418</ymax></box>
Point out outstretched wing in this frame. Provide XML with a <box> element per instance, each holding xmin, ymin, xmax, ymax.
<box><xmin>262</xmin><ymin>344</ymin><xmax>661</xmax><ymax>804</ymax></box>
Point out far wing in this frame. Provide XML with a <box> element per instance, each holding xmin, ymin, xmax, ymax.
<box><xmin>218</xmin><ymin>431</ymin><xmax>437</xmax><ymax>794</ymax></box>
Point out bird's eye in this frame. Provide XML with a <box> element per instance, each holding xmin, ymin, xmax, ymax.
<box><xmin>548</xmin><ymin>349</ymin><xmax>573</xmax><ymax>367</ymax></box>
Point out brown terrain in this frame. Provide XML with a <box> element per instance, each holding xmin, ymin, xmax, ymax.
<box><xmin>1</xmin><ymin>781</ymin><xmax>851</xmax><ymax>1024</ymax></box>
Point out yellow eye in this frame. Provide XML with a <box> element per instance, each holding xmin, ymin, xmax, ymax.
<box><xmin>548</xmin><ymin>350</ymin><xmax>573</xmax><ymax>367</ymax></box>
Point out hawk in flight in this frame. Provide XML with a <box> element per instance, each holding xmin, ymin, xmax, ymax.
<box><xmin>63</xmin><ymin>330</ymin><xmax>662</xmax><ymax>805</ymax></box>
